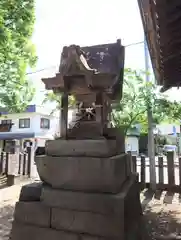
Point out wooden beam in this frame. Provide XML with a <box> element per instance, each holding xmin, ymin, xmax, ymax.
<box><xmin>137</xmin><ymin>0</ymin><xmax>161</xmax><ymax>84</ymax></box>
<box><xmin>161</xmin><ymin>52</ymin><xmax>181</xmax><ymax>62</ymax></box>
<box><xmin>167</xmin><ymin>11</ymin><xmax>181</xmax><ymax>25</ymax></box>
<box><xmin>60</xmin><ymin>93</ymin><xmax>68</xmax><ymax>139</ymax></box>
<box><xmin>138</xmin><ymin>0</ymin><xmax>181</xmax><ymax>87</ymax></box>
<box><xmin>95</xmin><ymin>93</ymin><xmax>103</xmax><ymax>135</ymax></box>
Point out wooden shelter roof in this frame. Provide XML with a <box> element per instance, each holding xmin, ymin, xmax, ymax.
<box><xmin>138</xmin><ymin>0</ymin><xmax>181</xmax><ymax>90</ymax></box>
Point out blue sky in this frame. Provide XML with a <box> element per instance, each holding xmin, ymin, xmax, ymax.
<box><xmin>29</xmin><ymin>0</ymin><xmax>180</xmax><ymax>103</ymax></box>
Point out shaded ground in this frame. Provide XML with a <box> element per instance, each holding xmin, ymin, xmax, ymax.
<box><xmin>0</xmin><ymin>180</ymin><xmax>35</xmax><ymax>240</ymax></box>
<box><xmin>141</xmin><ymin>189</ymin><xmax>181</xmax><ymax>240</ymax></box>
<box><xmin>1</xmin><ymin>183</ymin><xmax>181</xmax><ymax>239</ymax></box>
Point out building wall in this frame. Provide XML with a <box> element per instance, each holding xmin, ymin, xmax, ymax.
<box><xmin>156</xmin><ymin>124</ymin><xmax>180</xmax><ymax>135</ymax></box>
<box><xmin>0</xmin><ymin>104</ymin><xmax>79</xmax><ymax>142</ymax></box>
<box><xmin>0</xmin><ymin>112</ymin><xmax>59</xmax><ymax>138</ymax></box>
<box><xmin>125</xmin><ymin>136</ymin><xmax>139</xmax><ymax>155</ymax></box>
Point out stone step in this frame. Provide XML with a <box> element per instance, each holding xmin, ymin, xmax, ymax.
<box><xmin>41</xmin><ymin>174</ymin><xmax>138</xmax><ymax>215</ymax></box>
<box><xmin>35</xmin><ymin>154</ymin><xmax>130</xmax><ymax>193</ymax></box>
<box><xmin>51</xmin><ymin>207</ymin><xmax>123</xmax><ymax>238</ymax></box>
<box><xmin>45</xmin><ymin>139</ymin><xmax>118</xmax><ymax>157</ymax></box>
<box><xmin>10</xmin><ymin>222</ymin><xmax>80</xmax><ymax>240</ymax></box>
<box><xmin>19</xmin><ymin>182</ymin><xmax>42</xmax><ymax>202</ymax></box>
<box><xmin>14</xmin><ymin>202</ymin><xmax>50</xmax><ymax>228</ymax></box>
<box><xmin>11</xmin><ymin>174</ymin><xmax>141</xmax><ymax>239</ymax></box>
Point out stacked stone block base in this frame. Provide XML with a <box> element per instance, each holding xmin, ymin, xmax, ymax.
<box><xmin>10</xmin><ymin>139</ymin><xmax>143</xmax><ymax>240</ymax></box>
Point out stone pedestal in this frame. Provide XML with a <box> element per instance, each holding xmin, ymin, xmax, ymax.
<box><xmin>10</xmin><ymin>139</ymin><xmax>143</xmax><ymax>240</ymax></box>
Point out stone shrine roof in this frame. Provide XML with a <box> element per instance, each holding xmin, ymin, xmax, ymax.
<box><xmin>42</xmin><ymin>40</ymin><xmax>125</xmax><ymax>100</ymax></box>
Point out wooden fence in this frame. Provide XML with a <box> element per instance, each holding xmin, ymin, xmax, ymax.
<box><xmin>0</xmin><ymin>146</ymin><xmax>33</xmax><ymax>186</ymax></box>
<box><xmin>131</xmin><ymin>151</ymin><xmax>181</xmax><ymax>192</ymax></box>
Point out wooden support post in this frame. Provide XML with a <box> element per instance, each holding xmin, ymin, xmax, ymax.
<box><xmin>95</xmin><ymin>93</ymin><xmax>103</xmax><ymax>135</ymax></box>
<box><xmin>0</xmin><ymin>151</ymin><xmax>3</xmax><ymax>174</ymax></box>
<box><xmin>27</xmin><ymin>146</ymin><xmax>32</xmax><ymax>177</ymax></box>
<box><xmin>167</xmin><ymin>151</ymin><xmax>175</xmax><ymax>187</ymax></box>
<box><xmin>23</xmin><ymin>152</ymin><xmax>27</xmax><ymax>175</ymax></box>
<box><xmin>132</xmin><ymin>155</ymin><xmax>137</xmax><ymax>173</ymax></box>
<box><xmin>107</xmin><ymin>101</ymin><xmax>112</xmax><ymax>128</ymax></box>
<box><xmin>178</xmin><ymin>156</ymin><xmax>181</xmax><ymax>186</ymax></box>
<box><xmin>141</xmin><ymin>155</ymin><xmax>146</xmax><ymax>185</ymax></box>
<box><xmin>158</xmin><ymin>156</ymin><xmax>164</xmax><ymax>185</ymax></box>
<box><xmin>102</xmin><ymin>97</ymin><xmax>110</xmax><ymax>131</ymax></box>
<box><xmin>60</xmin><ymin>93</ymin><xmax>68</xmax><ymax>139</ymax></box>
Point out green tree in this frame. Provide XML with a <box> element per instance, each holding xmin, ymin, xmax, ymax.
<box><xmin>42</xmin><ymin>91</ymin><xmax>76</xmax><ymax>114</ymax></box>
<box><xmin>112</xmin><ymin>68</ymin><xmax>181</xmax><ymax>134</ymax></box>
<box><xmin>0</xmin><ymin>0</ymin><xmax>37</xmax><ymax>112</ymax></box>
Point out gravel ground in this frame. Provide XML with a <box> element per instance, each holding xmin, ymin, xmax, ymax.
<box><xmin>141</xmin><ymin>189</ymin><xmax>181</xmax><ymax>240</ymax></box>
<box><xmin>1</xmin><ymin>183</ymin><xmax>181</xmax><ymax>240</ymax></box>
<box><xmin>0</xmin><ymin>180</ymin><xmax>35</xmax><ymax>240</ymax></box>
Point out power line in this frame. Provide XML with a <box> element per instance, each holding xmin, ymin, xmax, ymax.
<box><xmin>125</xmin><ymin>41</ymin><xmax>144</xmax><ymax>47</ymax></box>
<box><xmin>26</xmin><ymin>40</ymin><xmax>144</xmax><ymax>75</ymax></box>
<box><xmin>26</xmin><ymin>65</ymin><xmax>57</xmax><ymax>75</ymax></box>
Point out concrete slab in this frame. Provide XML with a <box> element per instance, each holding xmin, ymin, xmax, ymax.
<box><xmin>10</xmin><ymin>222</ymin><xmax>79</xmax><ymax>240</ymax></box>
<box><xmin>41</xmin><ymin>186</ymin><xmax>124</xmax><ymax>215</ymax></box>
<box><xmin>14</xmin><ymin>202</ymin><xmax>50</xmax><ymax>227</ymax></box>
<box><xmin>45</xmin><ymin>139</ymin><xmax>118</xmax><ymax>157</ymax></box>
<box><xmin>41</xmin><ymin>174</ymin><xmax>138</xmax><ymax>216</ymax></box>
<box><xmin>36</xmin><ymin>154</ymin><xmax>128</xmax><ymax>193</ymax></box>
<box><xmin>19</xmin><ymin>182</ymin><xmax>42</xmax><ymax>202</ymax></box>
<box><xmin>81</xmin><ymin>237</ymin><xmax>105</xmax><ymax>240</ymax></box>
<box><xmin>104</xmin><ymin>127</ymin><xmax>125</xmax><ymax>153</ymax></box>
<box><xmin>51</xmin><ymin>208</ymin><xmax>124</xmax><ymax>238</ymax></box>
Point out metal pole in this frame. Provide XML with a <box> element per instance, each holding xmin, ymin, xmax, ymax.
<box><xmin>144</xmin><ymin>37</ymin><xmax>156</xmax><ymax>190</ymax></box>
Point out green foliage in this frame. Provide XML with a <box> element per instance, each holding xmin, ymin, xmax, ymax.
<box><xmin>42</xmin><ymin>91</ymin><xmax>76</xmax><ymax>114</ymax></box>
<box><xmin>0</xmin><ymin>0</ymin><xmax>37</xmax><ymax>112</ymax></box>
<box><xmin>112</xmin><ymin>68</ymin><xmax>181</xmax><ymax>134</ymax></box>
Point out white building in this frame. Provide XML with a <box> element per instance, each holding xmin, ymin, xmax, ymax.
<box><xmin>0</xmin><ymin>104</ymin><xmax>76</xmax><ymax>145</ymax></box>
<box><xmin>156</xmin><ymin>124</ymin><xmax>180</xmax><ymax>135</ymax></box>
<box><xmin>0</xmin><ymin>104</ymin><xmax>61</xmax><ymax>149</ymax></box>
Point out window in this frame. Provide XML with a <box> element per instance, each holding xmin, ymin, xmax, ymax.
<box><xmin>40</xmin><ymin>118</ymin><xmax>50</xmax><ymax>129</ymax></box>
<box><xmin>19</xmin><ymin>118</ymin><xmax>30</xmax><ymax>128</ymax></box>
<box><xmin>1</xmin><ymin>119</ymin><xmax>12</xmax><ymax>125</ymax></box>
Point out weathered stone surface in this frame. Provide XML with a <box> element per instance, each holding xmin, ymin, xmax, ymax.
<box><xmin>81</xmin><ymin>236</ymin><xmax>105</xmax><ymax>240</ymax></box>
<box><xmin>67</xmin><ymin>121</ymin><xmax>105</xmax><ymax>139</ymax></box>
<box><xmin>45</xmin><ymin>139</ymin><xmax>118</xmax><ymax>157</ymax></box>
<box><xmin>36</xmin><ymin>154</ymin><xmax>128</xmax><ymax>193</ymax></box>
<box><xmin>14</xmin><ymin>202</ymin><xmax>50</xmax><ymax>227</ymax></box>
<box><xmin>10</xmin><ymin>175</ymin><xmax>142</xmax><ymax>240</ymax></box>
<box><xmin>41</xmin><ymin>186</ymin><xmax>124</xmax><ymax>215</ymax></box>
<box><xmin>51</xmin><ymin>208</ymin><xmax>124</xmax><ymax>238</ymax></box>
<box><xmin>19</xmin><ymin>182</ymin><xmax>42</xmax><ymax>202</ymax></box>
<box><xmin>104</xmin><ymin>127</ymin><xmax>125</xmax><ymax>153</ymax></box>
<box><xmin>10</xmin><ymin>222</ymin><xmax>79</xmax><ymax>240</ymax></box>
<box><xmin>124</xmin><ymin>175</ymin><xmax>143</xmax><ymax>240</ymax></box>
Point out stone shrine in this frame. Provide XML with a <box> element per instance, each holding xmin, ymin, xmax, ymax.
<box><xmin>10</xmin><ymin>40</ymin><xmax>143</xmax><ymax>240</ymax></box>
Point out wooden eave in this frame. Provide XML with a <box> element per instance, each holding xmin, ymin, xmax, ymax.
<box><xmin>138</xmin><ymin>0</ymin><xmax>181</xmax><ymax>90</ymax></box>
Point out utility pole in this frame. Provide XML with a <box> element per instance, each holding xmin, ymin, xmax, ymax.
<box><xmin>144</xmin><ymin>37</ymin><xmax>156</xmax><ymax>190</ymax></box>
